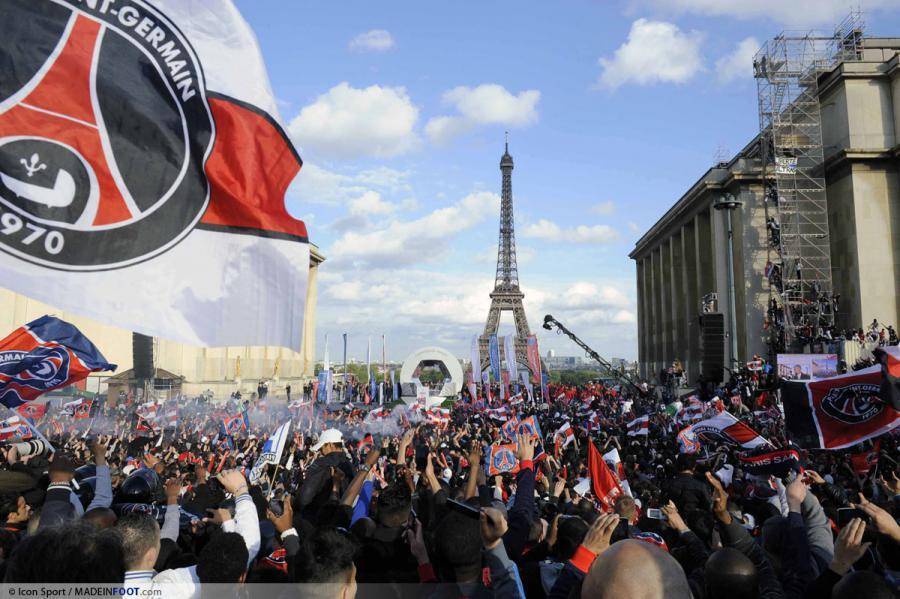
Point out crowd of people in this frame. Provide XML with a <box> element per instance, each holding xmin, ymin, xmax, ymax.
<box><xmin>0</xmin><ymin>371</ymin><xmax>896</xmax><ymax>599</ymax></box>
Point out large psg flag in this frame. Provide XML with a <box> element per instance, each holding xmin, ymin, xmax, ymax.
<box><xmin>0</xmin><ymin>1</ymin><xmax>309</xmax><ymax>349</ymax></box>
<box><xmin>782</xmin><ymin>365</ymin><xmax>900</xmax><ymax>449</ymax></box>
<box><xmin>0</xmin><ymin>315</ymin><xmax>115</xmax><ymax>408</ymax></box>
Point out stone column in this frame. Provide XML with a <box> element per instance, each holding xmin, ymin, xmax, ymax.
<box><xmin>682</xmin><ymin>220</ymin><xmax>700</xmax><ymax>382</ymax></box>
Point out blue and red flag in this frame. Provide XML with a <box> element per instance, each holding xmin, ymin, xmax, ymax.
<box><xmin>222</xmin><ymin>411</ymin><xmax>250</xmax><ymax>436</ymax></box>
<box><xmin>0</xmin><ymin>316</ymin><xmax>115</xmax><ymax>409</ymax></box>
<box><xmin>484</xmin><ymin>443</ymin><xmax>520</xmax><ymax>477</ymax></box>
<box><xmin>516</xmin><ymin>415</ymin><xmax>546</xmax><ymax>461</ymax></box>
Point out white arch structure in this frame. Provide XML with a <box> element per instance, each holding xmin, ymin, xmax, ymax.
<box><xmin>399</xmin><ymin>346</ymin><xmax>464</xmax><ymax>397</ymax></box>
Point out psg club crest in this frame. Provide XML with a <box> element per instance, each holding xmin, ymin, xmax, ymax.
<box><xmin>0</xmin><ymin>346</ymin><xmax>70</xmax><ymax>395</ymax></box>
<box><xmin>819</xmin><ymin>382</ymin><xmax>883</xmax><ymax>424</ymax></box>
<box><xmin>0</xmin><ymin>0</ymin><xmax>213</xmax><ymax>270</ymax></box>
<box><xmin>490</xmin><ymin>445</ymin><xmax>518</xmax><ymax>474</ymax></box>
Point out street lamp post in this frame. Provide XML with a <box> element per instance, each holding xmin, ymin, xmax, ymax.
<box><xmin>714</xmin><ymin>193</ymin><xmax>743</xmax><ymax>373</ymax></box>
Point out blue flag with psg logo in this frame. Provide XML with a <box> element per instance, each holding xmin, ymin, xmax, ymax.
<box><xmin>0</xmin><ymin>315</ymin><xmax>115</xmax><ymax>409</ymax></box>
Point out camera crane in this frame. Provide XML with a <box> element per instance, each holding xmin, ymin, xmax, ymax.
<box><xmin>541</xmin><ymin>314</ymin><xmax>642</xmax><ymax>395</ymax></box>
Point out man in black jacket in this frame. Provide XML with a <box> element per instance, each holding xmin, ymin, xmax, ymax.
<box><xmin>298</xmin><ymin>429</ymin><xmax>353</xmax><ymax>519</ymax></box>
<box><xmin>664</xmin><ymin>454</ymin><xmax>712</xmax><ymax>514</ymax></box>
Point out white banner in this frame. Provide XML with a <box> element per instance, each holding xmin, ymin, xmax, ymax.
<box><xmin>0</xmin><ymin>0</ymin><xmax>309</xmax><ymax>349</ymax></box>
<box><xmin>504</xmin><ymin>334</ymin><xmax>518</xmax><ymax>382</ymax></box>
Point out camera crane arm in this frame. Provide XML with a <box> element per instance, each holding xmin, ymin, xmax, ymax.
<box><xmin>541</xmin><ymin>314</ymin><xmax>643</xmax><ymax>395</ymax></box>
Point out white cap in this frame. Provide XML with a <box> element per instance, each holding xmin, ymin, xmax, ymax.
<box><xmin>311</xmin><ymin>428</ymin><xmax>343</xmax><ymax>452</ymax></box>
<box><xmin>122</xmin><ymin>464</ymin><xmax>137</xmax><ymax>476</ymax></box>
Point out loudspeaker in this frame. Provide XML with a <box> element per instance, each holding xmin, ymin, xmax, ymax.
<box><xmin>132</xmin><ymin>333</ymin><xmax>154</xmax><ymax>380</ymax></box>
<box><xmin>699</xmin><ymin>313</ymin><xmax>725</xmax><ymax>382</ymax></box>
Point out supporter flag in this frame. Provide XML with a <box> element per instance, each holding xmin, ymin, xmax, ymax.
<box><xmin>248</xmin><ymin>421</ymin><xmax>291</xmax><ymax>485</ymax></box>
<box><xmin>689</xmin><ymin>412</ymin><xmax>769</xmax><ymax>449</ymax></box>
<box><xmin>520</xmin><ymin>371</ymin><xmax>533</xmax><ymax>402</ymax></box>
<box><xmin>588</xmin><ymin>439</ymin><xmax>623</xmax><ymax>511</ymax></box>
<box><xmin>874</xmin><ymin>346</ymin><xmax>900</xmax><ymax>411</ymax></box>
<box><xmin>676</xmin><ymin>397</ymin><xmax>705</xmax><ymax>424</ymax></box>
<box><xmin>739</xmin><ymin>448</ymin><xmax>802</xmax><ymax>478</ymax></box>
<box><xmin>850</xmin><ymin>441</ymin><xmax>880</xmax><ymax>475</ymax></box>
<box><xmin>487</xmin><ymin>406</ymin><xmax>508</xmax><ymax>421</ymax></box>
<box><xmin>526</xmin><ymin>335</ymin><xmax>541</xmax><ymax>383</ymax></box>
<box><xmin>222</xmin><ymin>411</ymin><xmax>250</xmax><ymax>435</ymax></box>
<box><xmin>782</xmin><ymin>365</ymin><xmax>900</xmax><ymax>449</ymax></box>
<box><xmin>470</xmin><ymin>336</ymin><xmax>482</xmax><ymax>386</ymax></box>
<box><xmin>427</xmin><ymin>408</ymin><xmax>450</xmax><ymax>427</ymax></box>
<box><xmin>0</xmin><ymin>414</ymin><xmax>33</xmax><ymax>441</ymax></box>
<box><xmin>516</xmin><ymin>415</ymin><xmax>542</xmax><ymax>439</ymax></box>
<box><xmin>489</xmin><ymin>335</ymin><xmax>501</xmax><ymax>382</ymax></box>
<box><xmin>484</xmin><ymin>443</ymin><xmax>519</xmax><ymax>476</ymax></box>
<box><xmin>134</xmin><ymin>414</ymin><xmax>157</xmax><ymax>435</ymax></box>
<box><xmin>467</xmin><ymin>377</ymin><xmax>478</xmax><ymax>404</ymax></box>
<box><xmin>0</xmin><ymin>1</ymin><xmax>310</xmax><ymax>349</ymax></box>
<box><xmin>157</xmin><ymin>409</ymin><xmax>178</xmax><ymax>429</ymax></box>
<box><xmin>63</xmin><ymin>397</ymin><xmax>92</xmax><ymax>420</ymax></box>
<box><xmin>541</xmin><ymin>372</ymin><xmax>550</xmax><ymax>402</ymax></box>
<box><xmin>0</xmin><ymin>316</ymin><xmax>115</xmax><ymax>409</ymax></box>
<box><xmin>516</xmin><ymin>415</ymin><xmax>546</xmax><ymax>461</ymax></box>
<box><xmin>501</xmin><ymin>417</ymin><xmax>519</xmax><ymax>440</ymax></box>
<box><xmin>602</xmin><ymin>447</ymin><xmax>632</xmax><ymax>497</ymax></box>
<box><xmin>391</xmin><ymin>370</ymin><xmax>399</xmax><ymax>401</ymax></box>
<box><xmin>368</xmin><ymin>407</ymin><xmax>389</xmax><ymax>421</ymax></box>
<box><xmin>626</xmin><ymin>415</ymin><xmax>649</xmax><ymax>437</ymax></box>
<box><xmin>504</xmin><ymin>335</ymin><xmax>518</xmax><ymax>383</ymax></box>
<box><xmin>357</xmin><ymin>433</ymin><xmax>375</xmax><ymax>454</ymax></box>
<box><xmin>632</xmin><ymin>532</ymin><xmax>669</xmax><ymax>552</ymax></box>
<box><xmin>555</xmin><ymin>422</ymin><xmax>575</xmax><ymax>449</ymax></box>
<box><xmin>17</xmin><ymin>402</ymin><xmax>47</xmax><ymax>421</ymax></box>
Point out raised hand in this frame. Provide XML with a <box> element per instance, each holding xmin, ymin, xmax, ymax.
<box><xmin>786</xmin><ymin>476</ymin><xmax>808</xmax><ymax>513</ymax></box>
<box><xmin>854</xmin><ymin>493</ymin><xmax>900</xmax><ymax>543</ymax></box>
<box><xmin>830</xmin><ymin>518</ymin><xmax>870</xmax><ymax>574</ymax></box>
<box><xmin>516</xmin><ymin>433</ymin><xmax>535</xmax><ymax>463</ymax></box>
<box><xmin>705</xmin><ymin>471</ymin><xmax>731</xmax><ymax>524</ymax></box>
<box><xmin>404</xmin><ymin>518</ymin><xmax>430</xmax><ymax>565</ymax></box>
<box><xmin>217</xmin><ymin>469</ymin><xmax>249</xmax><ymax>497</ymax></box>
<box><xmin>164</xmin><ymin>477</ymin><xmax>182</xmax><ymax>505</ymax></box>
<box><xmin>661</xmin><ymin>500</ymin><xmax>688</xmax><ymax>533</ymax></box>
<box><xmin>582</xmin><ymin>513</ymin><xmax>619</xmax><ymax>555</ymax></box>
<box><xmin>267</xmin><ymin>494</ymin><xmax>294</xmax><ymax>534</ymax></box>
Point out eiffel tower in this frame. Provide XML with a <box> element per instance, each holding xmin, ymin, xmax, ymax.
<box><xmin>479</xmin><ymin>137</ymin><xmax>533</xmax><ymax>376</ymax></box>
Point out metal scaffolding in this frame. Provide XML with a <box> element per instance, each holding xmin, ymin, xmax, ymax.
<box><xmin>754</xmin><ymin>11</ymin><xmax>864</xmax><ymax>350</ymax></box>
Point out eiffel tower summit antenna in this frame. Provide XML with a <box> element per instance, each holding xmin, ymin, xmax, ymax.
<box><xmin>479</xmin><ymin>136</ymin><xmax>533</xmax><ymax>376</ymax></box>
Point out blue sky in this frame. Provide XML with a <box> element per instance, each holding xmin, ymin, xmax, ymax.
<box><xmin>233</xmin><ymin>0</ymin><xmax>900</xmax><ymax>363</ymax></box>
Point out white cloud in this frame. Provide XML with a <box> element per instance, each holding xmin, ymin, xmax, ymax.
<box><xmin>597</xmin><ymin>19</ymin><xmax>704</xmax><ymax>89</ymax></box>
<box><xmin>425</xmin><ymin>84</ymin><xmax>540</xmax><ymax>144</ymax></box>
<box><xmin>348</xmin><ymin>29</ymin><xmax>395</xmax><ymax>52</ymax></box>
<box><xmin>627</xmin><ymin>222</ymin><xmax>641</xmax><ymax>233</ymax></box>
<box><xmin>328</xmin><ymin>191</ymin><xmax>501</xmax><ymax>267</ymax></box>
<box><xmin>522</xmin><ymin>218</ymin><xmax>620</xmax><ymax>244</ymax></box>
<box><xmin>591</xmin><ymin>201</ymin><xmax>616</xmax><ymax>215</ymax></box>
<box><xmin>287</xmin><ymin>163</ymin><xmax>411</xmax><ymax>207</ymax></box>
<box><xmin>715</xmin><ymin>37</ymin><xmax>760</xmax><ymax>84</ymax></box>
<box><xmin>288</xmin><ymin>83</ymin><xmax>419</xmax><ymax>159</ymax></box>
<box><xmin>348</xmin><ymin>191</ymin><xmax>397</xmax><ymax>216</ymax></box>
<box><xmin>639</xmin><ymin>1</ymin><xmax>895</xmax><ymax>26</ymax></box>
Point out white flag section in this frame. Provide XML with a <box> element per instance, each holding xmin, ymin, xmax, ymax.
<box><xmin>0</xmin><ymin>1</ymin><xmax>309</xmax><ymax>349</ymax></box>
<box><xmin>504</xmin><ymin>335</ymin><xmax>517</xmax><ymax>381</ymax></box>
<box><xmin>248</xmin><ymin>421</ymin><xmax>291</xmax><ymax>485</ymax></box>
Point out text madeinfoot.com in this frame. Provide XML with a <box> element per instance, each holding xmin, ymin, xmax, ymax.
<box><xmin>4</xmin><ymin>587</ymin><xmax>162</xmax><ymax>598</ymax></box>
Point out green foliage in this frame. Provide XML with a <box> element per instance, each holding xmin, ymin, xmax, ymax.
<box><xmin>548</xmin><ymin>370</ymin><xmax>601</xmax><ymax>387</ymax></box>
